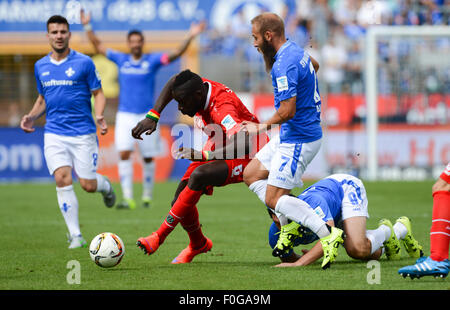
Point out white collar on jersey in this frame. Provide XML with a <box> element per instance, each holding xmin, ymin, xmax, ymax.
<box><xmin>203</xmin><ymin>81</ymin><xmax>212</xmax><ymax>110</ymax></box>
<box><xmin>49</xmin><ymin>49</ymin><xmax>72</xmax><ymax>65</ymax></box>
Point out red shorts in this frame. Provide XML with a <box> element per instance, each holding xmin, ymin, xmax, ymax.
<box><xmin>440</xmin><ymin>162</ymin><xmax>450</xmax><ymax>184</ymax></box>
<box><xmin>181</xmin><ymin>158</ymin><xmax>251</xmax><ymax>195</ymax></box>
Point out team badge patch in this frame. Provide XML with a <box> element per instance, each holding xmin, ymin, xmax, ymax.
<box><xmin>65</xmin><ymin>67</ymin><xmax>75</xmax><ymax>77</ymax></box>
<box><xmin>221</xmin><ymin>114</ymin><xmax>237</xmax><ymax>131</ymax></box>
<box><xmin>276</xmin><ymin>76</ymin><xmax>288</xmax><ymax>91</ymax></box>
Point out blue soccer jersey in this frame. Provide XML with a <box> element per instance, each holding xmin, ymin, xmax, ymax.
<box><xmin>34</xmin><ymin>49</ymin><xmax>101</xmax><ymax>136</ymax></box>
<box><xmin>106</xmin><ymin>49</ymin><xmax>168</xmax><ymax>114</ymax></box>
<box><xmin>271</xmin><ymin>40</ymin><xmax>322</xmax><ymax>143</ymax></box>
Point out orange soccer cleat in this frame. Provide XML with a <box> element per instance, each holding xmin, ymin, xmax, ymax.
<box><xmin>136</xmin><ymin>232</ymin><xmax>160</xmax><ymax>255</ymax></box>
<box><xmin>171</xmin><ymin>238</ymin><xmax>213</xmax><ymax>264</ymax></box>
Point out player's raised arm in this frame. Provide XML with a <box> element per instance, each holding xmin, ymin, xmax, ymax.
<box><xmin>131</xmin><ymin>74</ymin><xmax>176</xmax><ymax>140</ymax></box>
<box><xmin>167</xmin><ymin>21</ymin><xmax>206</xmax><ymax>63</ymax></box>
<box><xmin>20</xmin><ymin>94</ymin><xmax>46</xmax><ymax>133</ymax></box>
<box><xmin>80</xmin><ymin>9</ymin><xmax>107</xmax><ymax>56</ymax></box>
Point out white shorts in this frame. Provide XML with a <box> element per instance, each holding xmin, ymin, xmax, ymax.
<box><xmin>256</xmin><ymin>134</ymin><xmax>322</xmax><ymax>189</ymax></box>
<box><xmin>44</xmin><ymin>132</ymin><xmax>99</xmax><ymax>179</ymax></box>
<box><xmin>115</xmin><ymin>111</ymin><xmax>162</xmax><ymax>158</ymax></box>
<box><xmin>326</xmin><ymin>174</ymin><xmax>369</xmax><ymax>221</ymax></box>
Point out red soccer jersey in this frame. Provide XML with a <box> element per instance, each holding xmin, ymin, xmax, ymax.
<box><xmin>194</xmin><ymin>78</ymin><xmax>266</xmax><ymax>155</ymax></box>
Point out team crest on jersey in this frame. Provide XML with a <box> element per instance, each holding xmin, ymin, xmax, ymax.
<box><xmin>313</xmin><ymin>206</ymin><xmax>325</xmax><ymax>219</ymax></box>
<box><xmin>65</xmin><ymin>67</ymin><xmax>75</xmax><ymax>77</ymax></box>
<box><xmin>276</xmin><ymin>76</ymin><xmax>288</xmax><ymax>91</ymax></box>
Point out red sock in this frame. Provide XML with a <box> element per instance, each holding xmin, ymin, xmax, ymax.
<box><xmin>156</xmin><ymin>187</ymin><xmax>203</xmax><ymax>244</ymax></box>
<box><xmin>181</xmin><ymin>205</ymin><xmax>207</xmax><ymax>249</ymax></box>
<box><xmin>430</xmin><ymin>191</ymin><xmax>450</xmax><ymax>261</ymax></box>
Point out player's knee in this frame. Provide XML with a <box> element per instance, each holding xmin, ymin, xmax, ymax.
<box><xmin>345</xmin><ymin>240</ymin><xmax>371</xmax><ymax>260</ymax></box>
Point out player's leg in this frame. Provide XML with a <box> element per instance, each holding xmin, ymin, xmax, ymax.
<box><xmin>44</xmin><ymin>133</ymin><xmax>86</xmax><ymax>248</ymax></box>
<box><xmin>139</xmin><ymin>124</ymin><xmax>162</xmax><ymax>208</ymax></box>
<box><xmin>430</xmin><ymin>172</ymin><xmax>450</xmax><ymax>262</ymax></box>
<box><xmin>115</xmin><ymin>112</ymin><xmax>136</xmax><ymax>209</ymax></box>
<box><xmin>137</xmin><ymin>160</ymin><xmax>228</xmax><ymax>256</ymax></box>
<box><xmin>72</xmin><ymin>133</ymin><xmax>116</xmax><ymax>208</ymax></box>
<box><xmin>342</xmin><ymin>217</ymin><xmax>382</xmax><ymax>260</ymax></box>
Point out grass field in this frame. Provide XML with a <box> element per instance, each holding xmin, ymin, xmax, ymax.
<box><xmin>0</xmin><ymin>179</ymin><xmax>448</xmax><ymax>291</ymax></box>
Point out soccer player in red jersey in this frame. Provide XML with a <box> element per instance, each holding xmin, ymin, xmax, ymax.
<box><xmin>131</xmin><ymin>70</ymin><xmax>266</xmax><ymax>263</ymax></box>
<box><xmin>398</xmin><ymin>162</ymin><xmax>450</xmax><ymax>278</ymax></box>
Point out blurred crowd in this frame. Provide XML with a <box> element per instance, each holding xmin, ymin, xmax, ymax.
<box><xmin>198</xmin><ymin>0</ymin><xmax>450</xmax><ymax>97</ymax></box>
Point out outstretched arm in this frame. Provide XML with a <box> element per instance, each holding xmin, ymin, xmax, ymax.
<box><xmin>275</xmin><ymin>220</ymin><xmax>335</xmax><ymax>267</ymax></box>
<box><xmin>20</xmin><ymin>95</ymin><xmax>46</xmax><ymax>133</ymax></box>
<box><xmin>131</xmin><ymin>74</ymin><xmax>176</xmax><ymax>139</ymax></box>
<box><xmin>80</xmin><ymin>9</ymin><xmax>107</xmax><ymax>56</ymax></box>
<box><xmin>167</xmin><ymin>21</ymin><xmax>206</xmax><ymax>63</ymax></box>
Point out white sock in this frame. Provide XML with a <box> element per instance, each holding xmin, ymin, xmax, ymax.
<box><xmin>95</xmin><ymin>173</ymin><xmax>111</xmax><ymax>194</ymax></box>
<box><xmin>142</xmin><ymin>161</ymin><xmax>155</xmax><ymax>200</ymax></box>
<box><xmin>56</xmin><ymin>185</ymin><xmax>80</xmax><ymax>237</ymax></box>
<box><xmin>118</xmin><ymin>159</ymin><xmax>133</xmax><ymax>200</ymax></box>
<box><xmin>366</xmin><ymin>228</ymin><xmax>388</xmax><ymax>254</ymax></box>
<box><xmin>379</xmin><ymin>224</ymin><xmax>392</xmax><ymax>240</ymax></box>
<box><xmin>393</xmin><ymin>221</ymin><xmax>408</xmax><ymax>240</ymax></box>
<box><xmin>275</xmin><ymin>195</ymin><xmax>330</xmax><ymax>238</ymax></box>
<box><xmin>249</xmin><ymin>180</ymin><xmax>288</xmax><ymax>226</ymax></box>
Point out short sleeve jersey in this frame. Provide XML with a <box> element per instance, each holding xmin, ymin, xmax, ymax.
<box><xmin>194</xmin><ymin>78</ymin><xmax>264</xmax><ymax>155</ymax></box>
<box><xmin>34</xmin><ymin>49</ymin><xmax>101</xmax><ymax>136</ymax></box>
<box><xmin>271</xmin><ymin>40</ymin><xmax>322</xmax><ymax>143</ymax></box>
<box><xmin>106</xmin><ymin>49</ymin><xmax>169</xmax><ymax>114</ymax></box>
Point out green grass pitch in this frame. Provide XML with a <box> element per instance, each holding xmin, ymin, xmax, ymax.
<box><xmin>0</xmin><ymin>179</ymin><xmax>448</xmax><ymax>290</ymax></box>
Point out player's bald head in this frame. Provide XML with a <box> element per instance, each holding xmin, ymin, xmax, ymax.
<box><xmin>251</xmin><ymin>12</ymin><xmax>285</xmax><ymax>38</ymax></box>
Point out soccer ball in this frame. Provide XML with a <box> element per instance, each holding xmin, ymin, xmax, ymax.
<box><xmin>89</xmin><ymin>232</ymin><xmax>125</xmax><ymax>268</ymax></box>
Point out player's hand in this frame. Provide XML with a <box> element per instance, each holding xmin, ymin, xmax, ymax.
<box><xmin>20</xmin><ymin>115</ymin><xmax>35</xmax><ymax>133</ymax></box>
<box><xmin>175</xmin><ymin>147</ymin><xmax>204</xmax><ymax>161</ymax></box>
<box><xmin>189</xmin><ymin>20</ymin><xmax>206</xmax><ymax>37</ymax></box>
<box><xmin>80</xmin><ymin>8</ymin><xmax>91</xmax><ymax>25</ymax></box>
<box><xmin>239</xmin><ymin>121</ymin><xmax>263</xmax><ymax>136</ymax></box>
<box><xmin>131</xmin><ymin>118</ymin><xmax>157</xmax><ymax>140</ymax></box>
<box><xmin>96</xmin><ymin>115</ymin><xmax>108</xmax><ymax>135</ymax></box>
<box><xmin>274</xmin><ymin>250</ymin><xmax>308</xmax><ymax>268</ymax></box>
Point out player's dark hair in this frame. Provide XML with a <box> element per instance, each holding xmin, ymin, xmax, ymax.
<box><xmin>251</xmin><ymin>12</ymin><xmax>285</xmax><ymax>37</ymax></box>
<box><xmin>172</xmin><ymin>69</ymin><xmax>203</xmax><ymax>97</ymax></box>
<box><xmin>127</xmin><ymin>29</ymin><xmax>144</xmax><ymax>41</ymax></box>
<box><xmin>46</xmin><ymin>15</ymin><xmax>70</xmax><ymax>32</ymax></box>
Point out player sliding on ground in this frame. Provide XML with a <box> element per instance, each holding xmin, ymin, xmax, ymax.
<box><xmin>268</xmin><ymin>173</ymin><xmax>424</xmax><ymax>267</ymax></box>
<box><xmin>131</xmin><ymin>69</ymin><xmax>266</xmax><ymax>263</ymax></box>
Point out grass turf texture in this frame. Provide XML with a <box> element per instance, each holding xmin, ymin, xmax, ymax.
<box><xmin>0</xmin><ymin>180</ymin><xmax>448</xmax><ymax>290</ymax></box>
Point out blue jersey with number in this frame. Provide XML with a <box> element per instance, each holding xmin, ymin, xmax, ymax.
<box><xmin>34</xmin><ymin>49</ymin><xmax>101</xmax><ymax>136</ymax></box>
<box><xmin>271</xmin><ymin>40</ymin><xmax>322</xmax><ymax>143</ymax></box>
<box><xmin>106</xmin><ymin>49</ymin><xmax>168</xmax><ymax>114</ymax></box>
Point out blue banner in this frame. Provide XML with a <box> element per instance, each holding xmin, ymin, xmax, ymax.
<box><xmin>0</xmin><ymin>0</ymin><xmax>284</xmax><ymax>32</ymax></box>
<box><xmin>0</xmin><ymin>127</ymin><xmax>52</xmax><ymax>181</ymax></box>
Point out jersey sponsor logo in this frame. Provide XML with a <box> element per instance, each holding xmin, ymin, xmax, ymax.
<box><xmin>221</xmin><ymin>114</ymin><xmax>237</xmax><ymax>131</ymax></box>
<box><xmin>65</xmin><ymin>67</ymin><xmax>75</xmax><ymax>77</ymax></box>
<box><xmin>313</xmin><ymin>206</ymin><xmax>325</xmax><ymax>219</ymax></box>
<box><xmin>41</xmin><ymin>79</ymin><xmax>75</xmax><ymax>87</ymax></box>
<box><xmin>276</xmin><ymin>76</ymin><xmax>288</xmax><ymax>92</ymax></box>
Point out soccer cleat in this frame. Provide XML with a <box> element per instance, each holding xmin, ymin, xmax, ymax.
<box><xmin>142</xmin><ymin>198</ymin><xmax>152</xmax><ymax>208</ymax></box>
<box><xmin>398</xmin><ymin>256</ymin><xmax>450</xmax><ymax>279</ymax></box>
<box><xmin>171</xmin><ymin>238</ymin><xmax>213</xmax><ymax>264</ymax></box>
<box><xmin>272</xmin><ymin>221</ymin><xmax>302</xmax><ymax>257</ymax></box>
<box><xmin>136</xmin><ymin>232</ymin><xmax>160</xmax><ymax>255</ymax></box>
<box><xmin>379</xmin><ymin>218</ymin><xmax>401</xmax><ymax>260</ymax></box>
<box><xmin>102</xmin><ymin>177</ymin><xmax>116</xmax><ymax>208</ymax></box>
<box><xmin>68</xmin><ymin>234</ymin><xmax>87</xmax><ymax>249</ymax></box>
<box><xmin>116</xmin><ymin>198</ymin><xmax>136</xmax><ymax>210</ymax></box>
<box><xmin>320</xmin><ymin>226</ymin><xmax>344</xmax><ymax>269</ymax></box>
<box><xmin>395</xmin><ymin>216</ymin><xmax>424</xmax><ymax>258</ymax></box>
